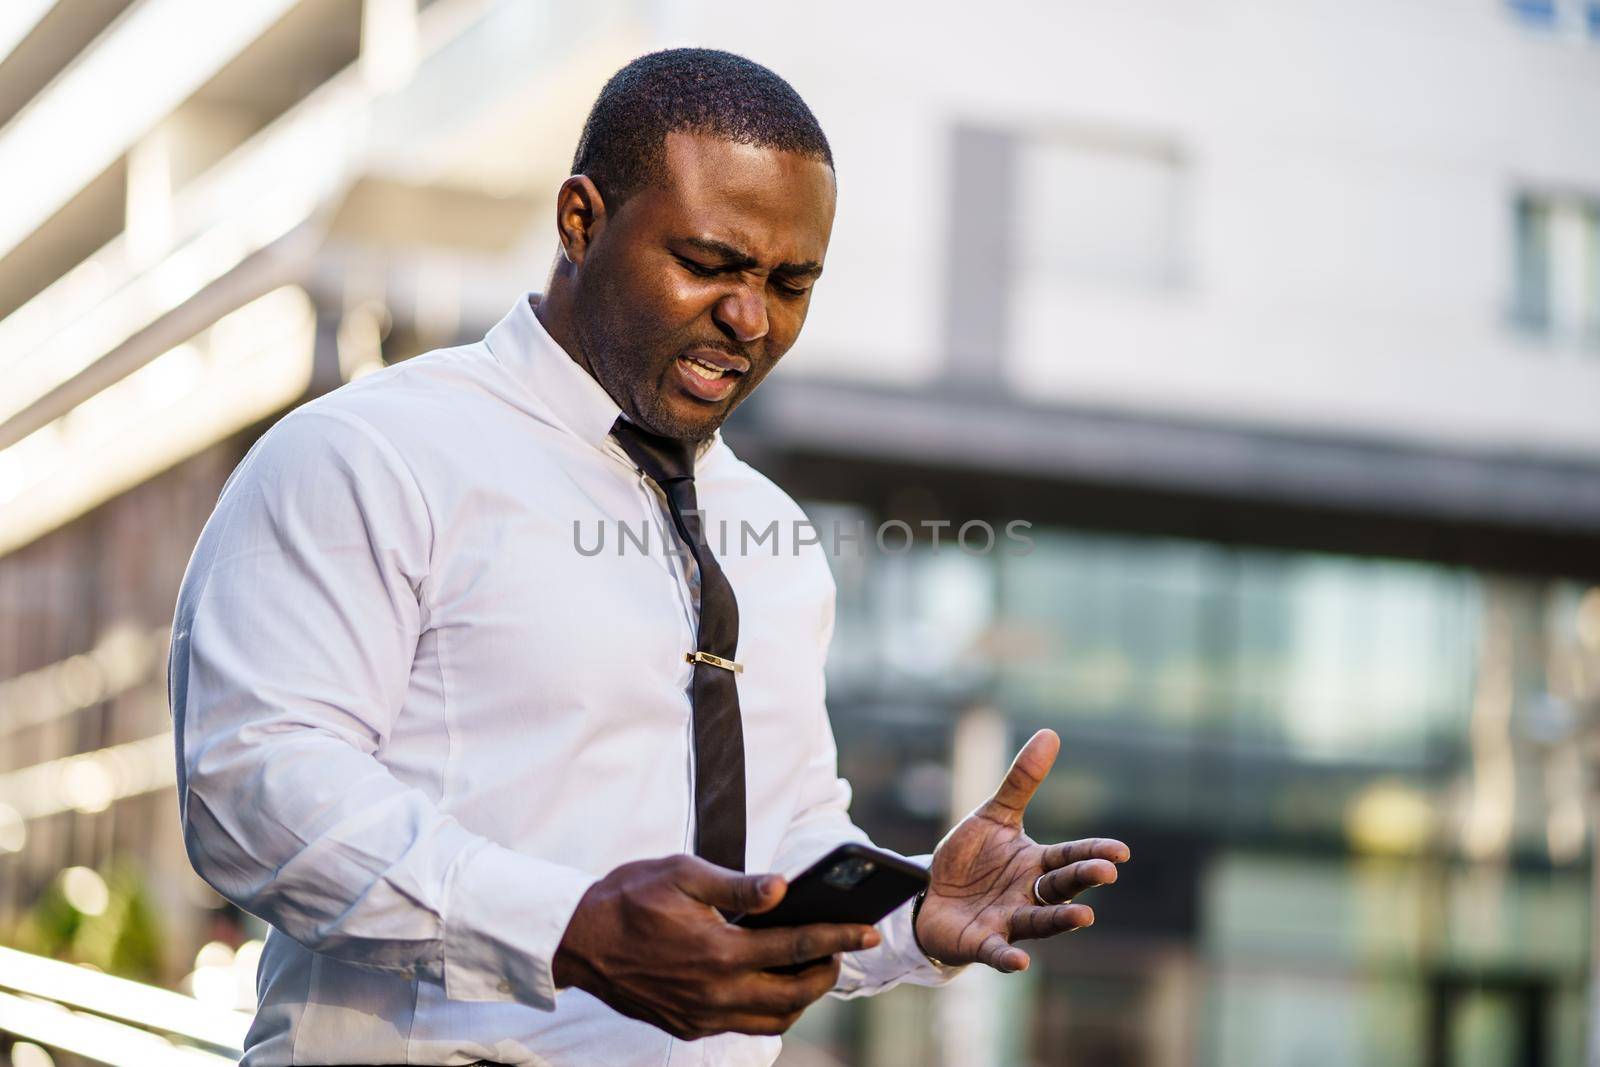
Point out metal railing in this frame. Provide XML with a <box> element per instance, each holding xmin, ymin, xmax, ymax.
<box><xmin>0</xmin><ymin>945</ymin><xmax>247</xmax><ymax>1065</ymax></box>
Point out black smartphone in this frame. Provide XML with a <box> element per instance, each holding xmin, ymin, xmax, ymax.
<box><xmin>732</xmin><ymin>843</ymin><xmax>929</xmax><ymax>971</ymax></box>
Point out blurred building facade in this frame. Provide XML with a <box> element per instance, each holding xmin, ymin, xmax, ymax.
<box><xmin>0</xmin><ymin>1</ymin><xmax>1598</xmax><ymax>1065</ymax></box>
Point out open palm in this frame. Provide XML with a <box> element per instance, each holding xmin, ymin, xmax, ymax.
<box><xmin>914</xmin><ymin>729</ymin><xmax>1130</xmax><ymax>972</ymax></box>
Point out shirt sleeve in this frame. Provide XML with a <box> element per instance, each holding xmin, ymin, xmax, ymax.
<box><xmin>169</xmin><ymin>404</ymin><xmax>596</xmax><ymax>1011</ymax></box>
<box><xmin>766</xmin><ymin>570</ymin><xmax>966</xmax><ymax>997</ymax></box>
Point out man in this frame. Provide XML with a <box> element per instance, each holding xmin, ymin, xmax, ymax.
<box><xmin>169</xmin><ymin>48</ymin><xmax>1128</xmax><ymax>1066</ymax></box>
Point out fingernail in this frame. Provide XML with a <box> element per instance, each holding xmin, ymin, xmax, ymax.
<box><xmin>861</xmin><ymin>931</ymin><xmax>880</xmax><ymax>949</ymax></box>
<box><xmin>760</xmin><ymin>876</ymin><xmax>780</xmax><ymax>894</ymax></box>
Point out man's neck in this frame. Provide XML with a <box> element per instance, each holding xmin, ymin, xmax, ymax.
<box><xmin>530</xmin><ymin>286</ymin><xmax>600</xmax><ymax>383</ymax></box>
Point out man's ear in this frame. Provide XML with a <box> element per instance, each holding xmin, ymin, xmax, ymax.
<box><xmin>555</xmin><ymin>175</ymin><xmax>608</xmax><ymax>267</ymax></box>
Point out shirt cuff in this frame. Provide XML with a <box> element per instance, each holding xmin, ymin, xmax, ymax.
<box><xmin>441</xmin><ymin>839</ymin><xmax>599</xmax><ymax>1009</ymax></box>
<box><xmin>834</xmin><ymin>854</ymin><xmax>966</xmax><ymax>996</ymax></box>
<box><xmin>881</xmin><ymin>868</ymin><xmax>969</xmax><ymax>985</ymax></box>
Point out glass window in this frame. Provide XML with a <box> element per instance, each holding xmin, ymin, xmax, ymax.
<box><xmin>1513</xmin><ymin>191</ymin><xmax>1600</xmax><ymax>349</ymax></box>
<box><xmin>1447</xmin><ymin>991</ymin><xmax>1523</xmax><ymax>1067</ymax></box>
<box><xmin>808</xmin><ymin>508</ymin><xmax>1597</xmax><ymax>1065</ymax></box>
<box><xmin>996</xmin><ymin>531</ymin><xmax>1223</xmax><ymax>729</ymax></box>
<box><xmin>1506</xmin><ymin>0</ymin><xmax>1600</xmax><ymax>34</ymax></box>
<box><xmin>1508</xmin><ymin>0</ymin><xmax>1561</xmax><ymax>28</ymax></box>
<box><xmin>992</xmin><ymin>532</ymin><xmax>1475</xmax><ymax>763</ymax></box>
<box><xmin>1512</xmin><ymin>194</ymin><xmax>1553</xmax><ymax>333</ymax></box>
<box><xmin>819</xmin><ymin>513</ymin><xmax>1594</xmax><ymax>857</ymax></box>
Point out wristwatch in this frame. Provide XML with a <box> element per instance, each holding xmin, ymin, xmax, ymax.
<box><xmin>909</xmin><ymin>889</ymin><xmax>949</xmax><ymax>968</ymax></box>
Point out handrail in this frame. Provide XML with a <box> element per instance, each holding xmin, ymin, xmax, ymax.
<box><xmin>0</xmin><ymin>945</ymin><xmax>249</xmax><ymax>1051</ymax></box>
<box><xmin>0</xmin><ymin>990</ymin><xmax>238</xmax><ymax>1066</ymax></box>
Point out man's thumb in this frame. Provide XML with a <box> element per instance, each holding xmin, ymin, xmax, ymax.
<box><xmin>680</xmin><ymin>860</ymin><xmax>785</xmax><ymax>916</ymax></box>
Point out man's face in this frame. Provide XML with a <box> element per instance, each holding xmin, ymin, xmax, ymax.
<box><xmin>569</xmin><ymin>131</ymin><xmax>837</xmax><ymax>441</ymax></box>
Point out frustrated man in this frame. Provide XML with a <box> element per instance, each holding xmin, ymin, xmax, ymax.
<box><xmin>170</xmin><ymin>48</ymin><xmax>1129</xmax><ymax>1066</ymax></box>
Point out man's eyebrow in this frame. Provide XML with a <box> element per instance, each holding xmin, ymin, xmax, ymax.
<box><xmin>679</xmin><ymin>236</ymin><xmax>823</xmax><ymax>278</ymax></box>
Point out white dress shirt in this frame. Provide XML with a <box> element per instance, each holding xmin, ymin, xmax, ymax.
<box><xmin>169</xmin><ymin>293</ymin><xmax>959</xmax><ymax>1066</ymax></box>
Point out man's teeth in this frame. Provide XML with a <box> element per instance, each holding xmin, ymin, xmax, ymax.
<box><xmin>682</xmin><ymin>357</ymin><xmax>726</xmax><ymax>380</ymax></box>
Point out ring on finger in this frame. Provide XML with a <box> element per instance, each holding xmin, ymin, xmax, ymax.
<box><xmin>1032</xmin><ymin>873</ymin><xmax>1051</xmax><ymax>906</ymax></box>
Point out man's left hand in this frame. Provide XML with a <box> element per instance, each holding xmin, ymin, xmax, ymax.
<box><xmin>914</xmin><ymin>728</ymin><xmax>1129</xmax><ymax>972</ymax></box>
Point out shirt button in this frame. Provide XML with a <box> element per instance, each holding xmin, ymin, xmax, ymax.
<box><xmin>497</xmin><ymin>979</ymin><xmax>512</xmax><ymax>994</ymax></box>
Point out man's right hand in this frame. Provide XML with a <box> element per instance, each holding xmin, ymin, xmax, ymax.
<box><xmin>551</xmin><ymin>854</ymin><xmax>880</xmax><ymax>1040</ymax></box>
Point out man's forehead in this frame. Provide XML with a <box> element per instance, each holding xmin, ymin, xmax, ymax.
<box><xmin>651</xmin><ymin>131</ymin><xmax>836</xmax><ymax>232</ymax></box>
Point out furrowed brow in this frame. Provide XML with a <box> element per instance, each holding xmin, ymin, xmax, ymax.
<box><xmin>774</xmin><ymin>260</ymin><xmax>823</xmax><ymax>280</ymax></box>
<box><xmin>681</xmin><ymin>237</ymin><xmax>759</xmax><ymax>271</ymax></box>
<box><xmin>682</xmin><ymin>236</ymin><xmax>822</xmax><ymax>278</ymax></box>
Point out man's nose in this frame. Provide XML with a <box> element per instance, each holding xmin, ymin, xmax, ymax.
<box><xmin>713</xmin><ymin>284</ymin><xmax>769</xmax><ymax>344</ymax></box>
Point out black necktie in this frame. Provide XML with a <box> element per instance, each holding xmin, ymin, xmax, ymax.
<box><xmin>610</xmin><ymin>418</ymin><xmax>746</xmax><ymax>872</ymax></box>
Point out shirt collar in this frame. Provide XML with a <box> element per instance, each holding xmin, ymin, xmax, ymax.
<box><xmin>484</xmin><ymin>292</ymin><xmax>720</xmax><ymax>461</ymax></box>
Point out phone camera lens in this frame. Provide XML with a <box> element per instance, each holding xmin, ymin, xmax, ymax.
<box><xmin>822</xmin><ymin>857</ymin><xmax>877</xmax><ymax>890</ymax></box>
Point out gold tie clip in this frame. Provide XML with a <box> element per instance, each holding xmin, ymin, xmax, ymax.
<box><xmin>686</xmin><ymin>651</ymin><xmax>743</xmax><ymax>674</ymax></box>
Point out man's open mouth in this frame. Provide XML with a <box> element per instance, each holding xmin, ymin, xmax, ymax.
<box><xmin>680</xmin><ymin>354</ymin><xmax>737</xmax><ymax>381</ymax></box>
<box><xmin>672</xmin><ymin>350</ymin><xmax>748</xmax><ymax>402</ymax></box>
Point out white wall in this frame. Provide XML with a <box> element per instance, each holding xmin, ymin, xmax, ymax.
<box><xmin>648</xmin><ymin>0</ymin><xmax>1600</xmax><ymax>459</ymax></box>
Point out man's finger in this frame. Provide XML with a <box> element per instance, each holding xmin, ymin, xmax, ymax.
<box><xmin>737</xmin><ymin>957</ymin><xmax>843</xmax><ymax>1013</ymax></box>
<box><xmin>694</xmin><ymin>961</ymin><xmax>836</xmax><ymax>1021</ymax></box>
<box><xmin>1009</xmin><ymin>903</ymin><xmax>1094</xmax><ymax>942</ymax></box>
<box><xmin>1036</xmin><ymin>858</ymin><xmax>1118</xmax><ymax>903</ymax></box>
<box><xmin>673</xmin><ymin>855</ymin><xmax>784</xmax><ymax>915</ymax></box>
<box><xmin>975</xmin><ymin>931</ymin><xmax>1028</xmax><ymax>973</ymax></box>
<box><xmin>982</xmin><ymin>729</ymin><xmax>1060</xmax><ymax>823</ymax></box>
<box><xmin>740</xmin><ymin>921</ymin><xmax>879</xmax><ymax>969</ymax></box>
<box><xmin>1041</xmin><ymin>837</ymin><xmax>1131</xmax><ymax>869</ymax></box>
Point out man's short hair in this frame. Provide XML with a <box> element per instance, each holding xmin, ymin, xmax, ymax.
<box><xmin>571</xmin><ymin>48</ymin><xmax>833</xmax><ymax>208</ymax></box>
